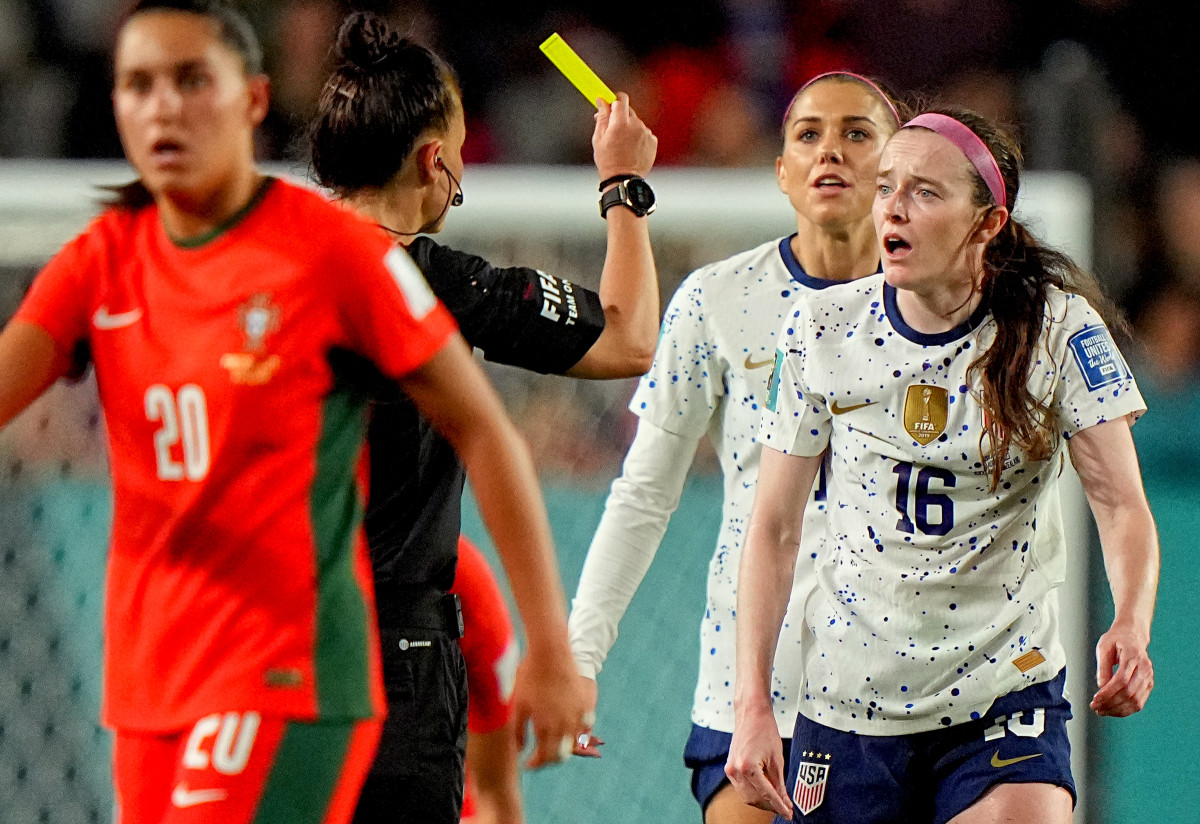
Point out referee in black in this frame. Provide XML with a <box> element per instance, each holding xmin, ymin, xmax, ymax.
<box><xmin>308</xmin><ymin>11</ymin><xmax>659</xmax><ymax>823</ymax></box>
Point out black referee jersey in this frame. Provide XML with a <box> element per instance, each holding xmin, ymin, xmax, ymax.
<box><xmin>365</xmin><ymin>237</ymin><xmax>606</xmax><ymax>625</ymax></box>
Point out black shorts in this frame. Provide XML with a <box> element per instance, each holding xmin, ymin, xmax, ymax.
<box><xmin>352</xmin><ymin>626</ymin><xmax>468</xmax><ymax>824</ymax></box>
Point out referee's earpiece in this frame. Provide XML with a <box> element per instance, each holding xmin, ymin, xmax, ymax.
<box><xmin>434</xmin><ymin>153</ymin><xmax>464</xmax><ymax>208</ymax></box>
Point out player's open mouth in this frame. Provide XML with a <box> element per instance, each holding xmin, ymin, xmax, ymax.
<box><xmin>883</xmin><ymin>234</ymin><xmax>911</xmax><ymax>255</ymax></box>
<box><xmin>814</xmin><ymin>174</ymin><xmax>848</xmax><ymax>189</ymax></box>
<box><xmin>151</xmin><ymin>139</ymin><xmax>184</xmax><ymax>161</ymax></box>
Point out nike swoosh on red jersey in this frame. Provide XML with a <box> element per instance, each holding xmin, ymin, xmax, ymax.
<box><xmin>171</xmin><ymin>783</ymin><xmax>228</xmax><ymax>808</ymax></box>
<box><xmin>92</xmin><ymin>306</ymin><xmax>143</xmax><ymax>330</ymax></box>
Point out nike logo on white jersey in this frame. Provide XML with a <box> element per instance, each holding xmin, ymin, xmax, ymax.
<box><xmin>829</xmin><ymin>399</ymin><xmax>878</xmax><ymax>415</ymax></box>
<box><xmin>93</xmin><ymin>306</ymin><xmax>143</xmax><ymax>330</ymax></box>
<box><xmin>171</xmin><ymin>783</ymin><xmax>228</xmax><ymax>808</ymax></box>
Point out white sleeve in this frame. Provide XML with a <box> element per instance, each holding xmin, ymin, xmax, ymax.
<box><xmin>758</xmin><ymin>300</ymin><xmax>830</xmax><ymax>457</ymax></box>
<box><xmin>1050</xmin><ymin>294</ymin><xmax>1146</xmax><ymax>436</ymax></box>
<box><xmin>629</xmin><ymin>270</ymin><xmax>723</xmax><ymax>438</ymax></box>
<box><xmin>568</xmin><ymin>418</ymin><xmax>701</xmax><ymax>679</ymax></box>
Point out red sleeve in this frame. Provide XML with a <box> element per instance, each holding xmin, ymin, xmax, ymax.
<box><xmin>452</xmin><ymin>536</ymin><xmax>518</xmax><ymax>734</ymax></box>
<box><xmin>12</xmin><ymin>217</ymin><xmax>104</xmax><ymax>360</ymax></box>
<box><xmin>329</xmin><ymin>214</ymin><xmax>458</xmax><ymax>380</ymax></box>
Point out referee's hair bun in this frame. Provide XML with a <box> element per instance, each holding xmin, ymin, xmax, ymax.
<box><xmin>337</xmin><ymin>11</ymin><xmax>404</xmax><ymax>71</ymax></box>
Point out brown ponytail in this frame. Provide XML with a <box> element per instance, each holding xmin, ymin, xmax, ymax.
<box><xmin>920</xmin><ymin>108</ymin><xmax>1125</xmax><ymax>489</ymax></box>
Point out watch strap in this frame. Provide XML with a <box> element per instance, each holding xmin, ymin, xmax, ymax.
<box><xmin>599</xmin><ymin>177</ymin><xmax>656</xmax><ymax>218</ymax></box>
<box><xmin>599</xmin><ymin>184</ymin><xmax>629</xmax><ymax>217</ymax></box>
<box><xmin>598</xmin><ymin>173</ymin><xmax>640</xmax><ymax>192</ymax></box>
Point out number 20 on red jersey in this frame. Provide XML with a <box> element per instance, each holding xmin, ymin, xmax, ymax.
<box><xmin>145</xmin><ymin>384</ymin><xmax>211</xmax><ymax>481</ymax></box>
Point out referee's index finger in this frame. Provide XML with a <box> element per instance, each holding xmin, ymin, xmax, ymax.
<box><xmin>606</xmin><ymin>93</ymin><xmax>629</xmax><ymax>120</ymax></box>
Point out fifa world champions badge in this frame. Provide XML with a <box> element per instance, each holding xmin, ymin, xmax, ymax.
<box><xmin>793</xmin><ymin>753</ymin><xmax>831</xmax><ymax>815</ymax></box>
<box><xmin>903</xmin><ymin>384</ymin><xmax>948</xmax><ymax>444</ymax></box>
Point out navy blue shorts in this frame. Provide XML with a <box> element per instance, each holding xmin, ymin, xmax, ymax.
<box><xmin>781</xmin><ymin>670</ymin><xmax>1075</xmax><ymax>824</ymax></box>
<box><xmin>684</xmin><ymin>724</ymin><xmax>792</xmax><ymax>816</ymax></box>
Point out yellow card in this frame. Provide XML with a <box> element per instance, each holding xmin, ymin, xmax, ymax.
<box><xmin>539</xmin><ymin>32</ymin><xmax>617</xmax><ymax>108</ymax></box>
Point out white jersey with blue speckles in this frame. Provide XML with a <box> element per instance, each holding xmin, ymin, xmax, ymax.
<box><xmin>631</xmin><ymin>236</ymin><xmax>855</xmax><ymax>736</ymax></box>
<box><xmin>759</xmin><ymin>274</ymin><xmax>1146</xmax><ymax>734</ymax></box>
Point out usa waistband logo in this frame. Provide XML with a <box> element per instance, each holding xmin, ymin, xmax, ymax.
<box><xmin>793</xmin><ymin>754</ymin><xmax>831</xmax><ymax>815</ymax></box>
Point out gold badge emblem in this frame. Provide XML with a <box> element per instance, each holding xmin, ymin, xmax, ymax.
<box><xmin>223</xmin><ymin>293</ymin><xmax>282</xmax><ymax>385</ymax></box>
<box><xmin>903</xmin><ymin>384</ymin><xmax>948</xmax><ymax>445</ymax></box>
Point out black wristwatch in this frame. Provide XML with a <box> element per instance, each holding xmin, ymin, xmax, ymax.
<box><xmin>599</xmin><ymin>176</ymin><xmax>656</xmax><ymax>218</ymax></box>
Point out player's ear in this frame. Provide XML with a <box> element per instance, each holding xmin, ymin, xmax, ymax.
<box><xmin>973</xmin><ymin>205</ymin><xmax>1009</xmax><ymax>246</ymax></box>
<box><xmin>415</xmin><ymin>140</ymin><xmax>443</xmax><ymax>186</ymax></box>
<box><xmin>246</xmin><ymin>74</ymin><xmax>270</xmax><ymax>128</ymax></box>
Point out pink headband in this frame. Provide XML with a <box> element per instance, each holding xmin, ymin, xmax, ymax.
<box><xmin>903</xmin><ymin>113</ymin><xmax>1007</xmax><ymax>208</ymax></box>
<box><xmin>782</xmin><ymin>71</ymin><xmax>901</xmax><ymax>130</ymax></box>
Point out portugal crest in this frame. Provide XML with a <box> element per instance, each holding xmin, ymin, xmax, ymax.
<box><xmin>238</xmin><ymin>293</ymin><xmax>280</xmax><ymax>353</ymax></box>
<box><xmin>793</xmin><ymin>755</ymin><xmax>831</xmax><ymax>815</ymax></box>
<box><xmin>222</xmin><ymin>293</ymin><xmax>282</xmax><ymax>385</ymax></box>
<box><xmin>903</xmin><ymin>384</ymin><xmax>948</xmax><ymax>445</ymax></box>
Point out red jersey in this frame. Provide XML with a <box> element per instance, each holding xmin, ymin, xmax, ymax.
<box><xmin>14</xmin><ymin>178</ymin><xmax>457</xmax><ymax>732</ymax></box>
<box><xmin>452</xmin><ymin>536</ymin><xmax>518</xmax><ymax>819</ymax></box>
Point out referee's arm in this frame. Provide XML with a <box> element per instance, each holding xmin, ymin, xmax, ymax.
<box><xmin>566</xmin><ymin>92</ymin><xmax>659</xmax><ymax>379</ymax></box>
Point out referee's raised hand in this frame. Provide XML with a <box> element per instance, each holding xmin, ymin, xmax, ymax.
<box><xmin>593</xmin><ymin>91</ymin><xmax>658</xmax><ymax>183</ymax></box>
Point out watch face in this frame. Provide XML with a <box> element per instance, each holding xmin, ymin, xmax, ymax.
<box><xmin>626</xmin><ymin>178</ymin><xmax>656</xmax><ymax>213</ymax></box>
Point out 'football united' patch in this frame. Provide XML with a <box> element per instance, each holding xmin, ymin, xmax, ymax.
<box><xmin>1067</xmin><ymin>324</ymin><xmax>1129</xmax><ymax>391</ymax></box>
<box><xmin>792</xmin><ymin>758</ymin><xmax>830</xmax><ymax>815</ymax></box>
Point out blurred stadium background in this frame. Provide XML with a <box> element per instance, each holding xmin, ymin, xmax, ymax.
<box><xmin>1</xmin><ymin>1</ymin><xmax>1198</xmax><ymax>823</ymax></box>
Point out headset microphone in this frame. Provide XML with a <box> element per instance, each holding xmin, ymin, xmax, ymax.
<box><xmin>434</xmin><ymin>157</ymin><xmax>463</xmax><ymax>205</ymax></box>
<box><xmin>442</xmin><ymin>162</ymin><xmax>464</xmax><ymax>208</ymax></box>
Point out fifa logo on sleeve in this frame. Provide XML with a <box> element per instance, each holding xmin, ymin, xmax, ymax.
<box><xmin>903</xmin><ymin>384</ymin><xmax>948</xmax><ymax>444</ymax></box>
<box><xmin>536</xmin><ymin>271</ymin><xmax>580</xmax><ymax>326</ymax></box>
<box><xmin>793</xmin><ymin>753</ymin><xmax>831</xmax><ymax>815</ymax></box>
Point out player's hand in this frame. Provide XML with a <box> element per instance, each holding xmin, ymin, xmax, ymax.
<box><xmin>725</xmin><ymin>706</ymin><xmax>792</xmax><ymax>818</ymax></box>
<box><xmin>572</xmin><ymin>675</ymin><xmax>604</xmax><ymax>757</ymax></box>
<box><xmin>573</xmin><ymin>731</ymin><xmax>604</xmax><ymax>757</ymax></box>
<box><xmin>512</xmin><ymin>644</ymin><xmax>592</xmax><ymax>769</ymax></box>
<box><xmin>1092</xmin><ymin>620</ymin><xmax>1154</xmax><ymax>717</ymax></box>
<box><xmin>593</xmin><ymin>92</ymin><xmax>658</xmax><ymax>181</ymax></box>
